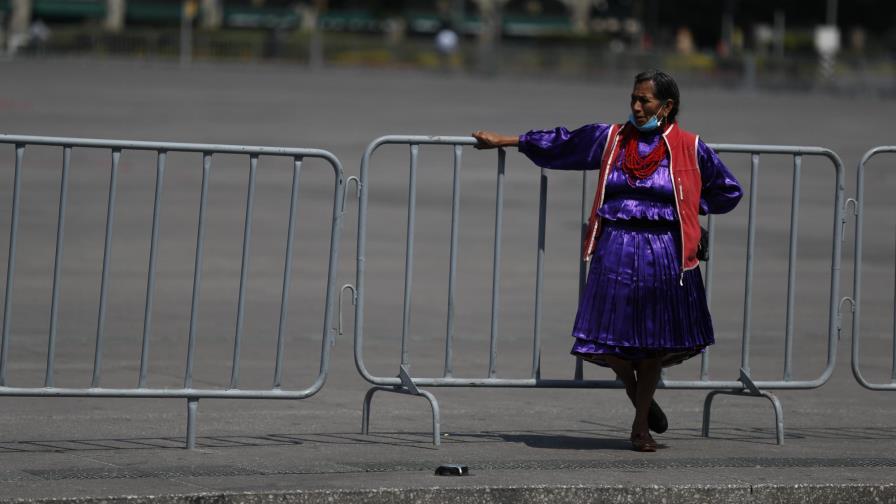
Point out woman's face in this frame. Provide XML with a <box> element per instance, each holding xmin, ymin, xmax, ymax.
<box><xmin>630</xmin><ymin>80</ymin><xmax>672</xmax><ymax>127</ymax></box>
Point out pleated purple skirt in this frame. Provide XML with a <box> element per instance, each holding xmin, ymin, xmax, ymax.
<box><xmin>570</xmin><ymin>219</ymin><xmax>714</xmax><ymax>368</ymax></box>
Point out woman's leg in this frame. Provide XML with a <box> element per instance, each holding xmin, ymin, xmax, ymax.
<box><xmin>601</xmin><ymin>355</ymin><xmax>663</xmax><ymax>451</ymax></box>
<box><xmin>632</xmin><ymin>357</ymin><xmax>662</xmax><ymax>435</ymax></box>
<box><xmin>602</xmin><ymin>355</ymin><xmax>637</xmax><ymax>406</ymax></box>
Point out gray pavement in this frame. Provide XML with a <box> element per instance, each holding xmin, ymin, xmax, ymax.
<box><xmin>0</xmin><ymin>58</ymin><xmax>894</xmax><ymax>503</ymax></box>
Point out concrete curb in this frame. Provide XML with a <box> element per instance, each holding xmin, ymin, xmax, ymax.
<box><xmin>4</xmin><ymin>485</ymin><xmax>896</xmax><ymax>504</ymax></box>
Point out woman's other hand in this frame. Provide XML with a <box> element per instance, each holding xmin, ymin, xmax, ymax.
<box><xmin>472</xmin><ymin>130</ymin><xmax>519</xmax><ymax>150</ymax></box>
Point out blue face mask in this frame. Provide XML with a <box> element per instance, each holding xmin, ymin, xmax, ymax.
<box><xmin>628</xmin><ymin>113</ymin><xmax>663</xmax><ymax>132</ymax></box>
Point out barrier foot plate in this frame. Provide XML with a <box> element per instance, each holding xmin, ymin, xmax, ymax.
<box><xmin>701</xmin><ymin>371</ymin><xmax>785</xmax><ymax>446</ymax></box>
<box><xmin>360</xmin><ymin>367</ymin><xmax>442</xmax><ymax>447</ymax></box>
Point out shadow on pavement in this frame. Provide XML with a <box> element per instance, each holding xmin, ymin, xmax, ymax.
<box><xmin>2</xmin><ymin>425</ymin><xmax>895</xmax><ymax>453</ymax></box>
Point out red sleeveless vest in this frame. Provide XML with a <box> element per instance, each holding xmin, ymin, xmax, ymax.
<box><xmin>582</xmin><ymin>122</ymin><xmax>702</xmax><ymax>273</ymax></box>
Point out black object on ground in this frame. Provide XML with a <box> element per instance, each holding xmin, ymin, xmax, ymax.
<box><xmin>434</xmin><ymin>464</ymin><xmax>469</xmax><ymax>476</ymax></box>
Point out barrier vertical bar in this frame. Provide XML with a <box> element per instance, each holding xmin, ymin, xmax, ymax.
<box><xmin>784</xmin><ymin>155</ymin><xmax>801</xmax><ymax>381</ymax></box>
<box><xmin>892</xmin><ymin>225</ymin><xmax>896</xmax><ymax>381</ymax></box>
<box><xmin>825</xmin><ymin>148</ymin><xmax>845</xmax><ymax>387</ymax></box>
<box><xmin>851</xmin><ymin>148</ymin><xmax>871</xmax><ymax>389</ymax></box>
<box><xmin>488</xmin><ymin>149</ymin><xmax>506</xmax><ymax>378</ymax></box>
<box><xmin>185</xmin><ymin>153</ymin><xmax>212</xmax><ymax>388</ymax></box>
<box><xmin>0</xmin><ymin>145</ymin><xmax>24</xmax><ymax>386</ymax></box>
<box><xmin>444</xmin><ymin>145</ymin><xmax>462</xmax><ymax>378</ymax></box>
<box><xmin>741</xmin><ymin>153</ymin><xmax>760</xmax><ymax>377</ymax></box>
<box><xmin>309</xmin><ymin>153</ymin><xmax>345</xmax><ymax>391</ymax></box>
<box><xmin>575</xmin><ymin>169</ymin><xmax>587</xmax><ymax>380</ymax></box>
<box><xmin>273</xmin><ymin>157</ymin><xmax>302</xmax><ymax>389</ymax></box>
<box><xmin>700</xmin><ymin>214</ymin><xmax>716</xmax><ymax>381</ymax></box>
<box><xmin>852</xmin><ymin>151</ymin><xmax>865</xmax><ymax>388</ymax></box>
<box><xmin>400</xmin><ymin>145</ymin><xmax>419</xmax><ymax>370</ymax></box>
<box><xmin>139</xmin><ymin>151</ymin><xmax>166</xmax><ymax>388</ymax></box>
<box><xmin>186</xmin><ymin>398</ymin><xmax>198</xmax><ymax>449</ymax></box>
<box><xmin>354</xmin><ymin>141</ymin><xmax>372</xmax><ymax>387</ymax></box>
<box><xmin>92</xmin><ymin>148</ymin><xmax>120</xmax><ymax>387</ymax></box>
<box><xmin>704</xmin><ymin>215</ymin><xmax>716</xmax><ymax>308</ymax></box>
<box><xmin>532</xmin><ymin>167</ymin><xmax>547</xmax><ymax>379</ymax></box>
<box><xmin>46</xmin><ymin>146</ymin><xmax>72</xmax><ymax>388</ymax></box>
<box><xmin>230</xmin><ymin>154</ymin><xmax>258</xmax><ymax>390</ymax></box>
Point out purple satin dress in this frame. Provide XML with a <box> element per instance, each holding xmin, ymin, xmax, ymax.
<box><xmin>519</xmin><ymin>123</ymin><xmax>742</xmax><ymax>367</ymax></box>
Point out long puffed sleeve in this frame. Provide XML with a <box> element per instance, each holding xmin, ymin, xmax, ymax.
<box><xmin>518</xmin><ymin>123</ymin><xmax>611</xmax><ymax>171</ymax></box>
<box><xmin>698</xmin><ymin>139</ymin><xmax>743</xmax><ymax>215</ymax></box>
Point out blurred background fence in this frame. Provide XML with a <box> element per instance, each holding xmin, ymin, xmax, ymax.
<box><xmin>2</xmin><ymin>0</ymin><xmax>894</xmax><ymax>96</ymax></box>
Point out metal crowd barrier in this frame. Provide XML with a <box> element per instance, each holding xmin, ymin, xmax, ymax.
<box><xmin>0</xmin><ymin>134</ymin><xmax>346</xmax><ymax>448</ymax></box>
<box><xmin>352</xmin><ymin>135</ymin><xmax>845</xmax><ymax>446</ymax></box>
<box><xmin>849</xmin><ymin>146</ymin><xmax>896</xmax><ymax>391</ymax></box>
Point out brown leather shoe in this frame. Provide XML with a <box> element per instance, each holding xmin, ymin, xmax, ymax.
<box><xmin>630</xmin><ymin>432</ymin><xmax>658</xmax><ymax>452</ymax></box>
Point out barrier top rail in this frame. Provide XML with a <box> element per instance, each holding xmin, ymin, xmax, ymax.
<box><xmin>0</xmin><ymin>134</ymin><xmax>341</xmax><ymax>161</ymax></box>
<box><xmin>851</xmin><ymin>145</ymin><xmax>896</xmax><ymax>391</ymax></box>
<box><xmin>354</xmin><ymin>135</ymin><xmax>845</xmax><ymax>391</ymax></box>
<box><xmin>708</xmin><ymin>144</ymin><xmax>843</xmax><ymax>157</ymax></box>
<box><xmin>0</xmin><ymin>134</ymin><xmax>346</xmax><ymax>400</ymax></box>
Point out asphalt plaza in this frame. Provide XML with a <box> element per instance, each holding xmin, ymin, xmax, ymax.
<box><xmin>0</xmin><ymin>58</ymin><xmax>894</xmax><ymax>502</ymax></box>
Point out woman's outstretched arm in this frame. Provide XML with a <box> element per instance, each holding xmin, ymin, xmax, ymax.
<box><xmin>472</xmin><ymin>130</ymin><xmax>519</xmax><ymax>149</ymax></box>
<box><xmin>472</xmin><ymin>123</ymin><xmax>610</xmax><ymax>171</ymax></box>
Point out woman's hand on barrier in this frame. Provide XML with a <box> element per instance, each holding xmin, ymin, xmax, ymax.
<box><xmin>472</xmin><ymin>130</ymin><xmax>519</xmax><ymax>150</ymax></box>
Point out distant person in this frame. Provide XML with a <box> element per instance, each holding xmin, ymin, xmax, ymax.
<box><xmin>472</xmin><ymin>70</ymin><xmax>743</xmax><ymax>452</ymax></box>
<box><xmin>434</xmin><ymin>22</ymin><xmax>459</xmax><ymax>70</ymax></box>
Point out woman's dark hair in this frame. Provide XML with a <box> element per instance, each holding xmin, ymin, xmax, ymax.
<box><xmin>634</xmin><ymin>70</ymin><xmax>680</xmax><ymax>123</ymax></box>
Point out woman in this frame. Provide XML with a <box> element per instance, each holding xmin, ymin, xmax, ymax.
<box><xmin>472</xmin><ymin>70</ymin><xmax>742</xmax><ymax>452</ymax></box>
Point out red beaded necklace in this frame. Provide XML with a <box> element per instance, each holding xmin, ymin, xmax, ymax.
<box><xmin>620</xmin><ymin>126</ymin><xmax>667</xmax><ymax>180</ymax></box>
